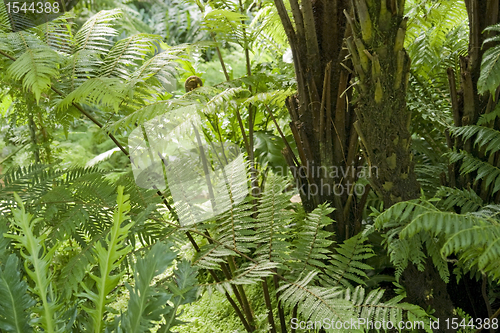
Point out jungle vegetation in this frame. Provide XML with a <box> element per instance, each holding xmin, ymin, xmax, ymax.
<box><xmin>0</xmin><ymin>0</ymin><xmax>500</xmax><ymax>332</ymax></box>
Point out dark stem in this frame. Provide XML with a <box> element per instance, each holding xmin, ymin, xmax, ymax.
<box><xmin>273</xmin><ymin>274</ymin><xmax>288</xmax><ymax>333</ymax></box>
<box><xmin>262</xmin><ymin>278</ymin><xmax>278</xmax><ymax>333</ymax></box>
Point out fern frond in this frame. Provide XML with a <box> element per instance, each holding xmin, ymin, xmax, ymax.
<box><xmin>204</xmin><ymin>87</ymin><xmax>249</xmax><ymax>114</ymax></box>
<box><xmin>401</xmin><ymin>211</ymin><xmax>488</xmax><ymax>239</ymax></box>
<box><xmin>242</xmin><ymin>89</ymin><xmax>294</xmax><ymax>108</ymax></box>
<box><xmin>278</xmin><ymin>271</ymin><xmax>356</xmax><ymax>328</ymax></box>
<box><xmin>100</xmin><ymin>33</ymin><xmax>160</xmax><ymax>80</ymax></box>
<box><xmin>448</xmin><ymin>150</ymin><xmax>500</xmax><ymax>195</ymax></box>
<box><xmin>323</xmin><ymin>233</ymin><xmax>374</xmax><ymax>289</ymax></box>
<box><xmin>202</xmin><ymin>260</ymin><xmax>278</xmax><ymax>295</ymax></box>
<box><xmin>121</xmin><ymin>242</ymin><xmax>177</xmax><ymax>332</ymax></box>
<box><xmin>288</xmin><ymin>204</ymin><xmax>334</xmax><ymax>278</ymax></box>
<box><xmin>478</xmin><ymin>23</ymin><xmax>500</xmax><ymax>95</ymax></box>
<box><xmin>250</xmin><ymin>4</ymin><xmax>288</xmax><ymax>54</ymax></box>
<box><xmin>6</xmin><ymin>194</ymin><xmax>60</xmax><ymax>333</ymax></box>
<box><xmin>160</xmin><ymin>260</ymin><xmax>198</xmax><ymax>332</ymax></box>
<box><xmin>375</xmin><ymin>201</ymin><xmax>449</xmax><ymax>282</ymax></box>
<box><xmin>127</xmin><ymin>46</ymin><xmax>182</xmax><ymax>96</ymax></box>
<box><xmin>0</xmin><ymin>2</ymin><xmax>10</xmax><ymax>33</ymax></box>
<box><xmin>57</xmin><ymin>77</ymin><xmax>125</xmax><ymax>112</ymax></box>
<box><xmin>75</xmin><ymin>9</ymin><xmax>121</xmax><ymax>53</ymax></box>
<box><xmin>0</xmin><ymin>254</ymin><xmax>35</xmax><ymax>333</ymax></box>
<box><xmin>79</xmin><ymin>186</ymin><xmax>134</xmax><ymax>333</ymax></box>
<box><xmin>478</xmin><ymin>102</ymin><xmax>500</xmax><ymax>125</ymax></box>
<box><xmin>349</xmin><ymin>286</ymin><xmax>431</xmax><ymax>332</ymax></box>
<box><xmin>254</xmin><ymin>174</ymin><xmax>293</xmax><ymax>265</ymax></box>
<box><xmin>41</xmin><ymin>13</ymin><xmax>75</xmax><ymax>55</ymax></box>
<box><xmin>436</xmin><ymin>186</ymin><xmax>483</xmax><ymax>213</ymax></box>
<box><xmin>202</xmin><ymin>9</ymin><xmax>250</xmax><ymax>47</ymax></box>
<box><xmin>449</xmin><ymin>125</ymin><xmax>500</xmax><ymax>156</ymax></box>
<box><xmin>5</xmin><ymin>32</ymin><xmax>60</xmax><ymax>102</ymax></box>
<box><xmin>400</xmin><ymin>207</ymin><xmax>500</xmax><ymax>280</ymax></box>
<box><xmin>374</xmin><ymin>199</ymin><xmax>438</xmax><ymax>230</ymax></box>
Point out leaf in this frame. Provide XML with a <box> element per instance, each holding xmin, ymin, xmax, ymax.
<box><xmin>79</xmin><ymin>186</ymin><xmax>134</xmax><ymax>333</ymax></box>
<box><xmin>120</xmin><ymin>242</ymin><xmax>178</xmax><ymax>333</ymax></box>
<box><xmin>6</xmin><ymin>33</ymin><xmax>60</xmax><ymax>102</ymax></box>
<box><xmin>253</xmin><ymin>131</ymin><xmax>288</xmax><ymax>172</ymax></box>
<box><xmin>0</xmin><ymin>255</ymin><xmax>35</xmax><ymax>333</ymax></box>
<box><xmin>478</xmin><ymin>24</ymin><xmax>500</xmax><ymax>96</ymax></box>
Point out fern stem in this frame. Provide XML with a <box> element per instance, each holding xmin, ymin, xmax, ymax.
<box><xmin>482</xmin><ymin>274</ymin><xmax>493</xmax><ymax>320</ymax></box>
<box><xmin>192</xmin><ymin>122</ymin><xmax>256</xmax><ymax>325</ymax></box>
<box><xmin>273</xmin><ymin>274</ymin><xmax>288</xmax><ymax>333</ymax></box>
<box><xmin>207</xmin><ymin>268</ymin><xmax>253</xmax><ymax>332</ymax></box>
<box><xmin>291</xmin><ymin>305</ymin><xmax>297</xmax><ymax>333</ymax></box>
<box><xmin>262</xmin><ymin>278</ymin><xmax>277</xmax><ymax>333</ymax></box>
<box><xmin>228</xmin><ymin>256</ymin><xmax>255</xmax><ymax>326</ymax></box>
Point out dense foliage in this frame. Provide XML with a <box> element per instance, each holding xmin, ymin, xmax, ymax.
<box><xmin>1</xmin><ymin>0</ymin><xmax>500</xmax><ymax>332</ymax></box>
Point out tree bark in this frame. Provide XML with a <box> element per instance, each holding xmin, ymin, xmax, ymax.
<box><xmin>346</xmin><ymin>1</ymin><xmax>454</xmax><ymax>331</ymax></box>
<box><xmin>273</xmin><ymin>0</ymin><xmax>368</xmax><ymax>243</ymax></box>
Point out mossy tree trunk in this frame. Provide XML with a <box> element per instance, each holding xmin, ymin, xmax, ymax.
<box><xmin>346</xmin><ymin>1</ymin><xmax>455</xmax><ymax>331</ymax></box>
<box><xmin>345</xmin><ymin>0</ymin><xmax>419</xmax><ymax>206</ymax></box>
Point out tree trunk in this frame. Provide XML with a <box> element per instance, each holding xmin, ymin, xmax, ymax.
<box><xmin>446</xmin><ymin>0</ymin><xmax>500</xmax><ymax>203</ymax></box>
<box><xmin>346</xmin><ymin>1</ymin><xmax>454</xmax><ymax>331</ymax></box>
<box><xmin>443</xmin><ymin>0</ymin><xmax>500</xmax><ymax>323</ymax></box>
<box><xmin>273</xmin><ymin>0</ymin><xmax>366</xmax><ymax>242</ymax></box>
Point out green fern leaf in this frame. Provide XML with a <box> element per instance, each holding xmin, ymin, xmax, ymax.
<box><xmin>0</xmin><ymin>254</ymin><xmax>35</xmax><ymax>333</ymax></box>
<box><xmin>449</xmin><ymin>125</ymin><xmax>500</xmax><ymax>156</ymax></box>
<box><xmin>6</xmin><ymin>193</ymin><xmax>60</xmax><ymax>333</ymax></box>
<box><xmin>6</xmin><ymin>32</ymin><xmax>60</xmax><ymax>102</ymax></box>
<box><xmin>478</xmin><ymin>23</ymin><xmax>500</xmax><ymax>95</ymax></box>
<box><xmin>436</xmin><ymin>186</ymin><xmax>483</xmax><ymax>213</ymax></box>
<box><xmin>120</xmin><ymin>242</ymin><xmax>178</xmax><ymax>333</ymax></box>
<box><xmin>448</xmin><ymin>150</ymin><xmax>500</xmax><ymax>194</ymax></box>
<box><xmin>254</xmin><ymin>174</ymin><xmax>293</xmax><ymax>265</ymax></box>
<box><xmin>79</xmin><ymin>186</ymin><xmax>134</xmax><ymax>333</ymax></box>
<box><xmin>159</xmin><ymin>260</ymin><xmax>198</xmax><ymax>333</ymax></box>
<box><xmin>288</xmin><ymin>204</ymin><xmax>335</xmax><ymax>278</ymax></box>
<box><xmin>323</xmin><ymin>233</ymin><xmax>374</xmax><ymax>289</ymax></box>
